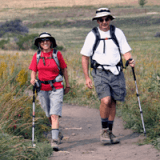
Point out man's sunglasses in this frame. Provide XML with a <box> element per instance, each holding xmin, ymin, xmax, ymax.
<box><xmin>40</xmin><ymin>38</ymin><xmax>50</xmax><ymax>42</ymax></box>
<box><xmin>98</xmin><ymin>17</ymin><xmax>110</xmax><ymax>22</ymax></box>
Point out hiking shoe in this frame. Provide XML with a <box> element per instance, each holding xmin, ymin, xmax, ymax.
<box><xmin>51</xmin><ymin>139</ymin><xmax>59</xmax><ymax>151</ymax></box>
<box><xmin>109</xmin><ymin>131</ymin><xmax>120</xmax><ymax>144</ymax></box>
<box><xmin>100</xmin><ymin>128</ymin><xmax>110</xmax><ymax>144</ymax></box>
<box><xmin>100</xmin><ymin>129</ymin><xmax>120</xmax><ymax>144</ymax></box>
<box><xmin>58</xmin><ymin>131</ymin><xmax>63</xmax><ymax>144</ymax></box>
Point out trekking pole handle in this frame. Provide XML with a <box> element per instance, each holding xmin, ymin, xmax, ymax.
<box><xmin>35</xmin><ymin>80</ymin><xmax>40</xmax><ymax>88</ymax></box>
<box><xmin>131</xmin><ymin>67</ymin><xmax>136</xmax><ymax>81</ymax></box>
<box><xmin>33</xmin><ymin>80</ymin><xmax>40</xmax><ymax>93</ymax></box>
<box><xmin>125</xmin><ymin>58</ymin><xmax>133</xmax><ymax>67</ymax></box>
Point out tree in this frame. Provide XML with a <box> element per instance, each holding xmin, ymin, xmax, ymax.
<box><xmin>139</xmin><ymin>0</ymin><xmax>147</xmax><ymax>8</ymax></box>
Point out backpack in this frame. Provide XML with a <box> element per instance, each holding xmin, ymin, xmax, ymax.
<box><xmin>36</xmin><ymin>49</ymin><xmax>63</xmax><ymax>91</ymax></box>
<box><xmin>37</xmin><ymin>49</ymin><xmax>61</xmax><ymax>71</ymax></box>
<box><xmin>90</xmin><ymin>25</ymin><xmax>124</xmax><ymax>72</ymax></box>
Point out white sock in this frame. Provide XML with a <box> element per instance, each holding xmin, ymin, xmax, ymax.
<box><xmin>51</xmin><ymin>129</ymin><xmax>59</xmax><ymax>140</ymax></box>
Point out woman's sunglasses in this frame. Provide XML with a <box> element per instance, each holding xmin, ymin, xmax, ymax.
<box><xmin>40</xmin><ymin>38</ymin><xmax>50</xmax><ymax>42</ymax></box>
<box><xmin>98</xmin><ymin>17</ymin><xmax>110</xmax><ymax>22</ymax></box>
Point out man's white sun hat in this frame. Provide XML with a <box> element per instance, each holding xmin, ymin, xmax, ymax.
<box><xmin>92</xmin><ymin>8</ymin><xmax>115</xmax><ymax>21</ymax></box>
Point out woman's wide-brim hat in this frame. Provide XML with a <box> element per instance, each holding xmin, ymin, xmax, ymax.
<box><xmin>34</xmin><ymin>32</ymin><xmax>57</xmax><ymax>48</ymax></box>
<box><xmin>92</xmin><ymin>8</ymin><xmax>115</xmax><ymax>21</ymax></box>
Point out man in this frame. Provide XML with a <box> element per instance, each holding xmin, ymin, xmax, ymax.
<box><xmin>80</xmin><ymin>8</ymin><xmax>135</xmax><ymax>144</ymax></box>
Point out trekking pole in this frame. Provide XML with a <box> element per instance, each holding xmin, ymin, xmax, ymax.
<box><xmin>32</xmin><ymin>80</ymin><xmax>39</xmax><ymax>147</ymax></box>
<box><xmin>126</xmin><ymin>59</ymin><xmax>146</xmax><ymax>136</ymax></box>
<box><xmin>32</xmin><ymin>83</ymin><xmax>36</xmax><ymax>147</ymax></box>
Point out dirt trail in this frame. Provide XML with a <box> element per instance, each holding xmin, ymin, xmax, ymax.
<box><xmin>49</xmin><ymin>104</ymin><xmax>159</xmax><ymax>160</ymax></box>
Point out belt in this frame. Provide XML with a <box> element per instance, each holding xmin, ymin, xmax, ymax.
<box><xmin>40</xmin><ymin>79</ymin><xmax>56</xmax><ymax>84</ymax></box>
<box><xmin>96</xmin><ymin>68</ymin><xmax>111</xmax><ymax>73</ymax></box>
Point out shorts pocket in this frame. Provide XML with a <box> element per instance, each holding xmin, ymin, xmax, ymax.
<box><xmin>111</xmin><ymin>72</ymin><xmax>126</xmax><ymax>101</ymax></box>
<box><xmin>92</xmin><ymin>69</ymin><xmax>103</xmax><ymax>86</ymax></box>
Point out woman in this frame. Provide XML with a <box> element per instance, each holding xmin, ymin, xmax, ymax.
<box><xmin>29</xmin><ymin>32</ymin><xmax>70</xmax><ymax>151</ymax></box>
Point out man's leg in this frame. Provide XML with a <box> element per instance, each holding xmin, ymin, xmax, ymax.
<box><xmin>100</xmin><ymin>96</ymin><xmax>119</xmax><ymax>144</ymax></box>
<box><xmin>100</xmin><ymin>96</ymin><xmax>116</xmax><ymax>129</ymax></box>
<box><xmin>108</xmin><ymin>98</ymin><xmax>116</xmax><ymax>132</ymax></box>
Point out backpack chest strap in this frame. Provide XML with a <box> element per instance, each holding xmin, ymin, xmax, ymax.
<box><xmin>99</xmin><ymin>38</ymin><xmax>112</xmax><ymax>53</ymax></box>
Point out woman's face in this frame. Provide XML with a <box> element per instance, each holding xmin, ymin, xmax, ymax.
<box><xmin>39</xmin><ymin>38</ymin><xmax>52</xmax><ymax>51</ymax></box>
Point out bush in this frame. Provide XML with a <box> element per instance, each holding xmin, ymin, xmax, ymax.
<box><xmin>0</xmin><ymin>39</ymin><xmax>10</xmax><ymax>49</ymax></box>
<box><xmin>155</xmin><ymin>32</ymin><xmax>160</xmax><ymax>37</ymax></box>
<box><xmin>0</xmin><ymin>19</ymin><xmax>28</xmax><ymax>37</ymax></box>
<box><xmin>16</xmin><ymin>33</ymin><xmax>39</xmax><ymax>50</ymax></box>
<box><xmin>139</xmin><ymin>0</ymin><xmax>147</xmax><ymax>8</ymax></box>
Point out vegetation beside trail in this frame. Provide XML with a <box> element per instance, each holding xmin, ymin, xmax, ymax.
<box><xmin>0</xmin><ymin>4</ymin><xmax>160</xmax><ymax>159</ymax></box>
<box><xmin>0</xmin><ymin>53</ymin><xmax>52</xmax><ymax>159</ymax></box>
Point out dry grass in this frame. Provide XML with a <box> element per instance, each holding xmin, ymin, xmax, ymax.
<box><xmin>0</xmin><ymin>0</ymin><xmax>139</xmax><ymax>9</ymax></box>
<box><xmin>0</xmin><ymin>0</ymin><xmax>160</xmax><ymax>9</ymax></box>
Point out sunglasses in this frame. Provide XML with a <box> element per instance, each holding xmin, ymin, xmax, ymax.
<box><xmin>98</xmin><ymin>17</ymin><xmax>110</xmax><ymax>22</ymax></box>
<box><xmin>40</xmin><ymin>38</ymin><xmax>50</xmax><ymax>42</ymax></box>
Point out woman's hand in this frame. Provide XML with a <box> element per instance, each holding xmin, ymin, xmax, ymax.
<box><xmin>30</xmin><ymin>79</ymin><xmax>36</xmax><ymax>86</ymax></box>
<box><xmin>30</xmin><ymin>71</ymin><xmax>37</xmax><ymax>85</ymax></box>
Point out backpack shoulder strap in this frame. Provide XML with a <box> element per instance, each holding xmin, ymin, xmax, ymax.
<box><xmin>92</xmin><ymin>27</ymin><xmax>100</xmax><ymax>56</ymax></box>
<box><xmin>110</xmin><ymin>25</ymin><xmax>120</xmax><ymax>49</ymax></box>
<box><xmin>110</xmin><ymin>25</ymin><xmax>124</xmax><ymax>69</ymax></box>
<box><xmin>37</xmin><ymin>50</ymin><xmax>41</xmax><ymax>64</ymax></box>
<box><xmin>52</xmin><ymin>49</ymin><xmax>60</xmax><ymax>70</ymax></box>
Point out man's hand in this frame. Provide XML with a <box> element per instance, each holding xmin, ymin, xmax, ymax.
<box><xmin>64</xmin><ymin>87</ymin><xmax>70</xmax><ymax>95</ymax></box>
<box><xmin>129</xmin><ymin>59</ymin><xmax>135</xmax><ymax>67</ymax></box>
<box><xmin>86</xmin><ymin>77</ymin><xmax>93</xmax><ymax>89</ymax></box>
<box><xmin>125</xmin><ymin>58</ymin><xmax>135</xmax><ymax>68</ymax></box>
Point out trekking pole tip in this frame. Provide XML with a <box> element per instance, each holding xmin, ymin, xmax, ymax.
<box><xmin>32</xmin><ymin>143</ymin><xmax>36</xmax><ymax>148</ymax></box>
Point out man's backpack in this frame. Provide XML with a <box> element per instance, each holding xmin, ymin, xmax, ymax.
<box><xmin>90</xmin><ymin>25</ymin><xmax>124</xmax><ymax>71</ymax></box>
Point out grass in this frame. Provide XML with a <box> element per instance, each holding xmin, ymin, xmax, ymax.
<box><xmin>0</xmin><ymin>53</ymin><xmax>52</xmax><ymax>159</ymax></box>
<box><xmin>0</xmin><ymin>4</ymin><xmax>160</xmax><ymax>159</ymax></box>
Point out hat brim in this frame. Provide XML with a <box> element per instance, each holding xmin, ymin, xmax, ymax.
<box><xmin>34</xmin><ymin>37</ymin><xmax>57</xmax><ymax>48</ymax></box>
<box><xmin>92</xmin><ymin>14</ymin><xmax>115</xmax><ymax>21</ymax></box>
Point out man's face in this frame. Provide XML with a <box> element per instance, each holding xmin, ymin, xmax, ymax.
<box><xmin>97</xmin><ymin>16</ymin><xmax>111</xmax><ymax>32</ymax></box>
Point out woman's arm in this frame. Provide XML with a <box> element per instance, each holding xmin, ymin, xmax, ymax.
<box><xmin>30</xmin><ymin>70</ymin><xmax>37</xmax><ymax>85</ymax></box>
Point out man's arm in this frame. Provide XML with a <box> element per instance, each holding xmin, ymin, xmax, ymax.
<box><xmin>123</xmin><ymin>52</ymin><xmax>135</xmax><ymax>67</ymax></box>
<box><xmin>82</xmin><ymin>55</ymin><xmax>93</xmax><ymax>89</ymax></box>
<box><xmin>62</xmin><ymin>67</ymin><xmax>70</xmax><ymax>94</ymax></box>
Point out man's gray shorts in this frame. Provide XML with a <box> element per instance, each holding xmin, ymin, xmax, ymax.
<box><xmin>91</xmin><ymin>69</ymin><xmax>126</xmax><ymax>101</ymax></box>
<box><xmin>38</xmin><ymin>88</ymin><xmax>64</xmax><ymax>117</ymax></box>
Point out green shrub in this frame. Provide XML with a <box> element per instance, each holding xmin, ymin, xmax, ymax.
<box><xmin>0</xmin><ymin>39</ymin><xmax>10</xmax><ymax>49</ymax></box>
<box><xmin>139</xmin><ymin>0</ymin><xmax>147</xmax><ymax>8</ymax></box>
<box><xmin>16</xmin><ymin>34</ymin><xmax>38</xmax><ymax>50</ymax></box>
